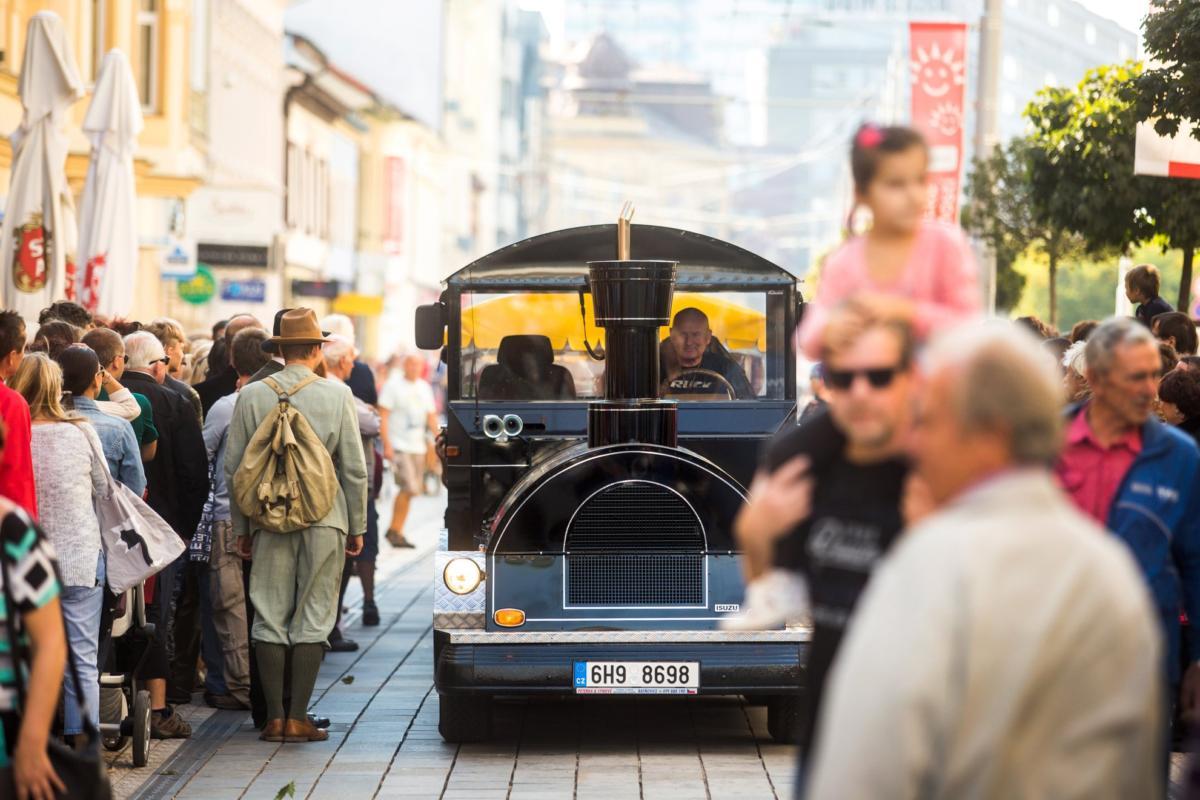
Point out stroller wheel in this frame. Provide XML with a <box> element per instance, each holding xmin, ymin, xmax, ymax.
<box><xmin>100</xmin><ymin>687</ymin><xmax>129</xmax><ymax>752</ymax></box>
<box><xmin>132</xmin><ymin>690</ymin><xmax>151</xmax><ymax>768</ymax></box>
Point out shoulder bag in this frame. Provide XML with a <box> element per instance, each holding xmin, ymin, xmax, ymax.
<box><xmin>84</xmin><ymin>426</ymin><xmax>185</xmax><ymax>594</ymax></box>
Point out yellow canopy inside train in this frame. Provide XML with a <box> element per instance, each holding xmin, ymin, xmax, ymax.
<box><xmin>461</xmin><ymin>292</ymin><xmax>767</xmax><ymax>351</ymax></box>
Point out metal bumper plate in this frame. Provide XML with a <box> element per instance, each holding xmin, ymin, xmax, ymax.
<box><xmin>444</xmin><ymin>628</ymin><xmax>810</xmax><ymax>644</ymax></box>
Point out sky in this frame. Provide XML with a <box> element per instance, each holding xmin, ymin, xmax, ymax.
<box><xmin>1080</xmin><ymin>0</ymin><xmax>1148</xmax><ymax>34</ymax></box>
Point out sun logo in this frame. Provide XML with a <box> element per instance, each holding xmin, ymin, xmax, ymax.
<box><xmin>929</xmin><ymin>102</ymin><xmax>963</xmax><ymax>137</ymax></box>
<box><xmin>911</xmin><ymin>43</ymin><xmax>965</xmax><ymax>98</ymax></box>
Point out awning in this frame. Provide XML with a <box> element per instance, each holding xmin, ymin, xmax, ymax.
<box><xmin>461</xmin><ymin>291</ymin><xmax>767</xmax><ymax>351</ymax></box>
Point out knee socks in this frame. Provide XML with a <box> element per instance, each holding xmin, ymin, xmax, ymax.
<box><xmin>256</xmin><ymin>643</ymin><xmax>287</xmax><ymax>722</ymax></box>
<box><xmin>289</xmin><ymin>643</ymin><xmax>324</xmax><ymax>722</ymax></box>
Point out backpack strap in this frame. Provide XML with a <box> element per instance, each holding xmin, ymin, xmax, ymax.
<box><xmin>263</xmin><ymin>373</ymin><xmax>323</xmax><ymax>403</ymax></box>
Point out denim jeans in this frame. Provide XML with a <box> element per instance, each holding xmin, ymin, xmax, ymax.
<box><xmin>199</xmin><ymin>568</ymin><xmax>227</xmax><ymax>696</ymax></box>
<box><xmin>61</xmin><ymin>552</ymin><xmax>105</xmax><ymax>735</ymax></box>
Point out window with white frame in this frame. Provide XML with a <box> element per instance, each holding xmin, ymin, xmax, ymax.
<box><xmin>137</xmin><ymin>0</ymin><xmax>160</xmax><ymax>112</ymax></box>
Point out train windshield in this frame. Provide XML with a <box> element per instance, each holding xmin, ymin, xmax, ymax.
<box><xmin>457</xmin><ymin>289</ymin><xmax>789</xmax><ymax>401</ymax></box>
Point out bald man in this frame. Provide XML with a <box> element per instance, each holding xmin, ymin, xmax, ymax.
<box><xmin>663</xmin><ymin>307</ymin><xmax>753</xmax><ymax>399</ymax></box>
<box><xmin>196</xmin><ymin>314</ymin><xmax>264</xmax><ymax>416</ymax></box>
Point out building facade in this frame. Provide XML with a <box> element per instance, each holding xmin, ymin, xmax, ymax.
<box><xmin>167</xmin><ymin>0</ymin><xmax>286</xmax><ymax>329</ymax></box>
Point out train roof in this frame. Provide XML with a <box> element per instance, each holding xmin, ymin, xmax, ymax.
<box><xmin>444</xmin><ymin>224</ymin><xmax>801</xmax><ymax>290</ymax></box>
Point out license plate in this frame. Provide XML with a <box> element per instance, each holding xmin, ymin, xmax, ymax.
<box><xmin>573</xmin><ymin>661</ymin><xmax>699</xmax><ymax>694</ymax></box>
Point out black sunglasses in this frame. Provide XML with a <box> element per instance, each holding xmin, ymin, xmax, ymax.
<box><xmin>824</xmin><ymin>366</ymin><xmax>901</xmax><ymax>390</ymax></box>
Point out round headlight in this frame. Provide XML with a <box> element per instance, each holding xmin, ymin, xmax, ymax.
<box><xmin>443</xmin><ymin>558</ymin><xmax>483</xmax><ymax>595</ymax></box>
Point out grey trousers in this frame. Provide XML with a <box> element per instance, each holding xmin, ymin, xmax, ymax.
<box><xmin>248</xmin><ymin>525</ymin><xmax>344</xmax><ymax>646</ymax></box>
<box><xmin>210</xmin><ymin>521</ymin><xmax>251</xmax><ymax>704</ymax></box>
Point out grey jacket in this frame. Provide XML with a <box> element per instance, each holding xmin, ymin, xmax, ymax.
<box><xmin>224</xmin><ymin>364</ymin><xmax>367</xmax><ymax>538</ymax></box>
<box><xmin>807</xmin><ymin>470</ymin><xmax>1162</xmax><ymax>800</ymax></box>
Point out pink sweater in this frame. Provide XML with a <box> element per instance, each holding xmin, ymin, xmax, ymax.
<box><xmin>798</xmin><ymin>222</ymin><xmax>982</xmax><ymax>359</ymax></box>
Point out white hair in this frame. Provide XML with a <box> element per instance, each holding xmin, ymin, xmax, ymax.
<box><xmin>323</xmin><ymin>334</ymin><xmax>356</xmax><ymax>365</ymax></box>
<box><xmin>321</xmin><ymin>314</ymin><xmax>355</xmax><ymax>341</ymax></box>
<box><xmin>1085</xmin><ymin>316</ymin><xmax>1156</xmax><ymax>377</ymax></box>
<box><xmin>124</xmin><ymin>331</ymin><xmax>166</xmax><ymax>370</ymax></box>
<box><xmin>1062</xmin><ymin>340</ymin><xmax>1088</xmax><ymax>376</ymax></box>
<box><xmin>923</xmin><ymin>321</ymin><xmax>1064</xmax><ymax>466</ymax></box>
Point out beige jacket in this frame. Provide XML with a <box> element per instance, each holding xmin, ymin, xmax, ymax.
<box><xmin>96</xmin><ymin>386</ymin><xmax>139</xmax><ymax>421</ymax></box>
<box><xmin>224</xmin><ymin>364</ymin><xmax>367</xmax><ymax>539</ymax></box>
<box><xmin>807</xmin><ymin>469</ymin><xmax>1163</xmax><ymax>800</ymax></box>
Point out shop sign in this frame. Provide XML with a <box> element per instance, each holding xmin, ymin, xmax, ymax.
<box><xmin>291</xmin><ymin>279</ymin><xmax>340</xmax><ymax>299</ymax></box>
<box><xmin>198</xmin><ymin>242</ymin><xmax>270</xmax><ymax>269</ymax></box>
<box><xmin>220</xmin><ymin>278</ymin><xmax>267</xmax><ymax>303</ymax></box>
<box><xmin>161</xmin><ymin>238</ymin><xmax>197</xmax><ymax>279</ymax></box>
<box><xmin>178</xmin><ymin>265</ymin><xmax>216</xmax><ymax>305</ymax></box>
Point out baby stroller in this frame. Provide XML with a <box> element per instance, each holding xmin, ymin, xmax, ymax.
<box><xmin>98</xmin><ymin>579</ymin><xmax>155</xmax><ymax>767</ymax></box>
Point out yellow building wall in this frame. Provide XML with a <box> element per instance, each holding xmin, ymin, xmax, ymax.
<box><xmin>0</xmin><ymin>0</ymin><xmax>201</xmax><ymax>199</ymax></box>
<box><xmin>0</xmin><ymin>0</ymin><xmax>203</xmax><ymax>322</ymax></box>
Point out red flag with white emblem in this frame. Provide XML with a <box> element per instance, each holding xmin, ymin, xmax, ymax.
<box><xmin>909</xmin><ymin>22</ymin><xmax>969</xmax><ymax>224</ymax></box>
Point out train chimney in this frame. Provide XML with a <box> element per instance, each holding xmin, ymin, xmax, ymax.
<box><xmin>586</xmin><ymin>205</ymin><xmax>678</xmax><ymax>448</ymax></box>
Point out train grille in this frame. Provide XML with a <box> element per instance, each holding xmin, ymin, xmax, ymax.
<box><xmin>565</xmin><ymin>482</ymin><xmax>705</xmax><ymax>606</ymax></box>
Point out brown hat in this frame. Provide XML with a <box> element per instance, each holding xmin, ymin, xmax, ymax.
<box><xmin>264</xmin><ymin>308</ymin><xmax>331</xmax><ymax>347</ymax></box>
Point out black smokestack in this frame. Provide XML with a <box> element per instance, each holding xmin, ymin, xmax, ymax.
<box><xmin>586</xmin><ymin>258</ymin><xmax>678</xmax><ymax>448</ymax></box>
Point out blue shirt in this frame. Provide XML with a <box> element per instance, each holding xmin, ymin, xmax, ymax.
<box><xmin>203</xmin><ymin>393</ymin><xmax>236</xmax><ymax>521</ymax></box>
<box><xmin>73</xmin><ymin>396</ymin><xmax>146</xmax><ymax>497</ymax></box>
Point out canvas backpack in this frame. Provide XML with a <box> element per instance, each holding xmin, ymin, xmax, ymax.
<box><xmin>231</xmin><ymin>374</ymin><xmax>339</xmax><ymax>533</ymax></box>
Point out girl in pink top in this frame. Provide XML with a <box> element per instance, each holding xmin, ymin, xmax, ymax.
<box><xmin>798</xmin><ymin>124</ymin><xmax>981</xmax><ymax>359</ymax></box>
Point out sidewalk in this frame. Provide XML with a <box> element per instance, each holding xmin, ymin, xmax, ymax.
<box><xmin>107</xmin><ymin>491</ymin><xmax>445</xmax><ymax>800</ymax></box>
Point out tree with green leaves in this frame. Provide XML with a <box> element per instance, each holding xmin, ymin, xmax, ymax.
<box><xmin>962</xmin><ymin>135</ymin><xmax>1087</xmax><ymax>326</ymax></box>
<box><xmin>1134</xmin><ymin>1</ymin><xmax>1200</xmax><ymax>311</ymax></box>
<box><xmin>1134</xmin><ymin>0</ymin><xmax>1200</xmax><ymax>142</ymax></box>
<box><xmin>961</xmin><ymin>142</ymin><xmax>1029</xmax><ymax>313</ymax></box>
<box><xmin>1025</xmin><ymin>64</ymin><xmax>1153</xmax><ymax>254</ymax></box>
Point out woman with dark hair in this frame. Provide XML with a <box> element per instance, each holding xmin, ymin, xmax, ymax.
<box><xmin>26</xmin><ymin>321</ymin><xmax>79</xmax><ymax>360</ymax></box>
<box><xmin>1159</xmin><ymin>368</ymin><xmax>1200</xmax><ymax>445</ymax></box>
<box><xmin>0</xmin><ymin>413</ymin><xmax>68</xmax><ymax>798</ymax></box>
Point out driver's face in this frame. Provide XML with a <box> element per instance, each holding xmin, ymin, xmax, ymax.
<box><xmin>670</xmin><ymin>319</ymin><xmax>711</xmax><ymax>367</ymax></box>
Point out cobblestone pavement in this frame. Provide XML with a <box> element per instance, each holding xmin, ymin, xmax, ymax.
<box><xmin>104</xmin><ymin>490</ymin><xmax>1192</xmax><ymax>799</ymax></box>
<box><xmin>103</xmin><ymin>492</ymin><xmax>798</xmax><ymax>800</ymax></box>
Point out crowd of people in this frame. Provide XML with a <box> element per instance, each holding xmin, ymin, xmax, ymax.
<box><xmin>737</xmin><ymin>123</ymin><xmax>1200</xmax><ymax>798</ymax></box>
<box><xmin>5</xmin><ymin>117</ymin><xmax>1200</xmax><ymax>799</ymax></box>
<box><xmin>0</xmin><ymin>300</ymin><xmax>438</xmax><ymax>798</ymax></box>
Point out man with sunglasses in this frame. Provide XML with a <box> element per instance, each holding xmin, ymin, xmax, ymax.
<box><xmin>807</xmin><ymin>322</ymin><xmax>1162</xmax><ymax>798</ymax></box>
<box><xmin>735</xmin><ymin>301</ymin><xmax>914</xmax><ymax>760</ymax></box>
<box><xmin>1055</xmin><ymin>316</ymin><xmax>1200</xmax><ymax>745</ymax></box>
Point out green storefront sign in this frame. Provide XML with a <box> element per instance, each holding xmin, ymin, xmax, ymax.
<box><xmin>178</xmin><ymin>265</ymin><xmax>216</xmax><ymax>305</ymax></box>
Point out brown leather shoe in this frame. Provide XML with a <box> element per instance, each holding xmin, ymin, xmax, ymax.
<box><xmin>259</xmin><ymin>719</ymin><xmax>286</xmax><ymax>742</ymax></box>
<box><xmin>283</xmin><ymin>717</ymin><xmax>329</xmax><ymax>743</ymax></box>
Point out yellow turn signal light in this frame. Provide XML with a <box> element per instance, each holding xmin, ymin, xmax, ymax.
<box><xmin>494</xmin><ymin>608</ymin><xmax>526</xmax><ymax>627</ymax></box>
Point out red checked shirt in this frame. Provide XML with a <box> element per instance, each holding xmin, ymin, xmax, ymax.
<box><xmin>1054</xmin><ymin>406</ymin><xmax>1142</xmax><ymax>526</ymax></box>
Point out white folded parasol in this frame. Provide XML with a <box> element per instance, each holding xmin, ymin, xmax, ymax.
<box><xmin>0</xmin><ymin>11</ymin><xmax>84</xmax><ymax>321</ymax></box>
<box><xmin>78</xmin><ymin>49</ymin><xmax>143</xmax><ymax>315</ymax></box>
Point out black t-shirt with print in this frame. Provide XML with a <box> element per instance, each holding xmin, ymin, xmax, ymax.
<box><xmin>766</xmin><ymin>408</ymin><xmax>908</xmax><ymax>749</ymax></box>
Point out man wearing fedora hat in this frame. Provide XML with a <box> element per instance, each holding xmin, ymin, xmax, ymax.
<box><xmin>224</xmin><ymin>308</ymin><xmax>368</xmax><ymax>743</ymax></box>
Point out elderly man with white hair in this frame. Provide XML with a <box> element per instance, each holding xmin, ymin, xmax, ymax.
<box><xmin>119</xmin><ymin>331</ymin><xmax>210</xmax><ymax>738</ymax></box>
<box><xmin>321</xmin><ymin>314</ymin><xmax>378</xmax><ymax>407</ymax></box>
<box><xmin>324</xmin><ymin>334</ymin><xmax>383</xmax><ymax>626</ymax></box>
<box><xmin>806</xmin><ymin>323</ymin><xmax>1163</xmax><ymax>799</ymax></box>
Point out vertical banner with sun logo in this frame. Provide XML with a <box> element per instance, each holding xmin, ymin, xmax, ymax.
<box><xmin>909</xmin><ymin>22</ymin><xmax>968</xmax><ymax>224</ymax></box>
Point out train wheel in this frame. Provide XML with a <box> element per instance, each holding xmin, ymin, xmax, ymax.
<box><xmin>766</xmin><ymin>695</ymin><xmax>803</xmax><ymax>744</ymax></box>
<box><xmin>437</xmin><ymin>694</ymin><xmax>492</xmax><ymax>743</ymax></box>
